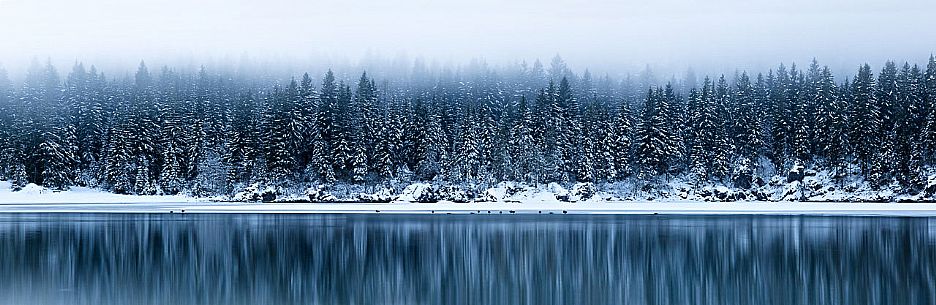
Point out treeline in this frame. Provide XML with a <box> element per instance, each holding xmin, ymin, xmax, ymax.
<box><xmin>0</xmin><ymin>56</ymin><xmax>935</xmax><ymax>196</ymax></box>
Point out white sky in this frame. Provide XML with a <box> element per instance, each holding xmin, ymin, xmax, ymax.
<box><xmin>1</xmin><ymin>0</ymin><xmax>935</xmax><ymax>77</ymax></box>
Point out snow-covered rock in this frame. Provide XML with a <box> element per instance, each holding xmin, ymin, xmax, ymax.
<box><xmin>571</xmin><ymin>182</ymin><xmax>596</xmax><ymax>201</ymax></box>
<box><xmin>232</xmin><ymin>183</ymin><xmax>264</xmax><ymax>202</ymax></box>
<box><xmin>356</xmin><ymin>188</ymin><xmax>397</xmax><ymax>203</ymax></box>
<box><xmin>437</xmin><ymin>185</ymin><xmax>470</xmax><ymax>203</ymax></box>
<box><xmin>922</xmin><ymin>175</ymin><xmax>936</xmax><ymax>199</ymax></box>
<box><xmin>787</xmin><ymin>163</ymin><xmax>806</xmax><ymax>183</ymax></box>
<box><xmin>480</xmin><ymin>182</ymin><xmax>529</xmax><ymax>202</ymax></box>
<box><xmin>261</xmin><ymin>186</ymin><xmax>278</xmax><ymax>202</ymax></box>
<box><xmin>480</xmin><ymin>188</ymin><xmax>502</xmax><ymax>202</ymax></box>
<box><xmin>780</xmin><ymin>181</ymin><xmax>803</xmax><ymax>201</ymax></box>
<box><xmin>398</xmin><ymin>183</ymin><xmax>436</xmax><ymax>202</ymax></box>
<box><xmin>306</xmin><ymin>185</ymin><xmax>337</xmax><ymax>203</ymax></box>
<box><xmin>18</xmin><ymin>183</ymin><xmax>50</xmax><ymax>195</ymax></box>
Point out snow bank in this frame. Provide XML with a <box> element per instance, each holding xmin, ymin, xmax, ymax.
<box><xmin>2</xmin><ymin>180</ymin><xmax>936</xmax><ymax>216</ymax></box>
<box><xmin>2</xmin><ymin>200</ymin><xmax>936</xmax><ymax>216</ymax></box>
<box><xmin>0</xmin><ymin>181</ymin><xmax>200</xmax><ymax>204</ymax></box>
<box><xmin>6</xmin><ymin>159</ymin><xmax>936</xmax><ymax>214</ymax></box>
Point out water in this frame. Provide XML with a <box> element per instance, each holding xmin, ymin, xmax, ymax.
<box><xmin>0</xmin><ymin>214</ymin><xmax>934</xmax><ymax>305</ymax></box>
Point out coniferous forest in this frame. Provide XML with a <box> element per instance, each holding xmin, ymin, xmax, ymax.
<box><xmin>1</xmin><ymin>56</ymin><xmax>936</xmax><ymax>201</ymax></box>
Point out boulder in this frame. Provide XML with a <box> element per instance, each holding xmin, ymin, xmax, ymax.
<box><xmin>356</xmin><ymin>188</ymin><xmax>397</xmax><ymax>203</ymax></box>
<box><xmin>398</xmin><ymin>183</ymin><xmax>437</xmax><ymax>202</ymax></box>
<box><xmin>438</xmin><ymin>185</ymin><xmax>470</xmax><ymax>203</ymax></box>
<box><xmin>733</xmin><ymin>172</ymin><xmax>752</xmax><ymax>189</ymax></box>
<box><xmin>787</xmin><ymin>163</ymin><xmax>806</xmax><ymax>183</ymax></box>
<box><xmin>307</xmin><ymin>185</ymin><xmax>337</xmax><ymax>203</ymax></box>
<box><xmin>232</xmin><ymin>183</ymin><xmax>263</xmax><ymax>202</ymax></box>
<box><xmin>923</xmin><ymin>175</ymin><xmax>936</xmax><ymax>198</ymax></box>
<box><xmin>780</xmin><ymin>181</ymin><xmax>802</xmax><ymax>201</ymax></box>
<box><xmin>261</xmin><ymin>186</ymin><xmax>278</xmax><ymax>202</ymax></box>
<box><xmin>570</xmin><ymin>182</ymin><xmax>596</xmax><ymax>201</ymax></box>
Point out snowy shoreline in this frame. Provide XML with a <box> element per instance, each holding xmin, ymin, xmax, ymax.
<box><xmin>3</xmin><ymin>181</ymin><xmax>936</xmax><ymax>216</ymax></box>
<box><xmin>1</xmin><ymin>201</ymin><xmax>936</xmax><ymax>216</ymax></box>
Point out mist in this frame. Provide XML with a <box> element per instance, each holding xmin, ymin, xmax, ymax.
<box><xmin>1</xmin><ymin>0</ymin><xmax>935</xmax><ymax>79</ymax></box>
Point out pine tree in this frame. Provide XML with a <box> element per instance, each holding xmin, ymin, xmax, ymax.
<box><xmin>414</xmin><ymin>100</ymin><xmax>447</xmax><ymax>181</ymax></box>
<box><xmin>813</xmin><ymin>67</ymin><xmax>845</xmax><ymax>169</ymax></box>
<box><xmin>106</xmin><ymin>96</ymin><xmax>134</xmax><ymax>194</ymax></box>
<box><xmin>509</xmin><ymin>96</ymin><xmax>542</xmax><ymax>183</ymax></box>
<box><xmin>354</xmin><ymin>72</ymin><xmax>380</xmax><ymax>166</ymax></box>
<box><xmin>768</xmin><ymin>65</ymin><xmax>791</xmax><ymax>167</ymax></box>
<box><xmin>923</xmin><ymin>55</ymin><xmax>936</xmax><ymax>161</ymax></box>
<box><xmin>30</xmin><ymin>60</ymin><xmax>79</xmax><ymax>190</ymax></box>
<box><xmin>733</xmin><ymin>72</ymin><xmax>761</xmax><ymax>163</ymax></box>
<box><xmin>333</xmin><ymin>82</ymin><xmax>354</xmax><ymax>178</ymax></box>
<box><xmin>609</xmin><ymin>99</ymin><xmax>633</xmax><ymax>180</ymax></box>
<box><xmin>635</xmin><ymin>89</ymin><xmax>663</xmax><ymax>177</ymax></box>
<box><xmin>39</xmin><ymin>106</ymin><xmax>78</xmax><ymax>190</ymax></box>
<box><xmin>894</xmin><ymin>63</ymin><xmax>925</xmax><ymax>186</ymax></box>
<box><xmin>876</xmin><ymin>61</ymin><xmax>899</xmax><ymax>181</ymax></box>
<box><xmin>849</xmin><ymin>64</ymin><xmax>879</xmax><ymax>178</ymax></box>
<box><xmin>791</xmin><ymin>70</ymin><xmax>812</xmax><ymax>163</ymax></box>
<box><xmin>264</xmin><ymin>86</ymin><xmax>293</xmax><ymax>180</ymax></box>
<box><xmin>0</xmin><ymin>65</ymin><xmax>13</xmax><ymax>179</ymax></box>
<box><xmin>688</xmin><ymin>78</ymin><xmax>729</xmax><ymax>180</ymax></box>
<box><xmin>556</xmin><ymin>77</ymin><xmax>580</xmax><ymax>182</ymax></box>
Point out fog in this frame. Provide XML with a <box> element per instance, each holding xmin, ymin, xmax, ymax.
<box><xmin>1</xmin><ymin>0</ymin><xmax>935</xmax><ymax>79</ymax></box>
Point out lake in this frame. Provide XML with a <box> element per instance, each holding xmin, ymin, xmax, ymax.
<box><xmin>0</xmin><ymin>213</ymin><xmax>933</xmax><ymax>305</ymax></box>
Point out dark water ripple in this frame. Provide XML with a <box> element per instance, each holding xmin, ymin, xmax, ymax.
<box><xmin>0</xmin><ymin>214</ymin><xmax>933</xmax><ymax>305</ymax></box>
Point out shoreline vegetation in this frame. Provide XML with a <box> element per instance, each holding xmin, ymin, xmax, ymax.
<box><xmin>2</xmin><ymin>56</ymin><xmax>936</xmax><ymax>209</ymax></box>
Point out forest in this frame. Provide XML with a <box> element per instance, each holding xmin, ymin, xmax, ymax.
<box><xmin>1</xmin><ymin>56</ymin><xmax>935</xmax><ymax>201</ymax></box>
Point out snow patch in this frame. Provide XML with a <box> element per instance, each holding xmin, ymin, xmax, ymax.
<box><xmin>0</xmin><ymin>181</ymin><xmax>201</xmax><ymax>204</ymax></box>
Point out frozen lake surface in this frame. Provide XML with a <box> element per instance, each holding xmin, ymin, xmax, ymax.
<box><xmin>0</xmin><ymin>213</ymin><xmax>934</xmax><ymax>305</ymax></box>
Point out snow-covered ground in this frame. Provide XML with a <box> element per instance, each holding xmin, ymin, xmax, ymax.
<box><xmin>2</xmin><ymin>181</ymin><xmax>936</xmax><ymax>216</ymax></box>
<box><xmin>0</xmin><ymin>182</ymin><xmax>936</xmax><ymax>216</ymax></box>
<box><xmin>0</xmin><ymin>201</ymin><xmax>935</xmax><ymax>216</ymax></box>
<box><xmin>0</xmin><ymin>181</ymin><xmax>201</xmax><ymax>204</ymax></box>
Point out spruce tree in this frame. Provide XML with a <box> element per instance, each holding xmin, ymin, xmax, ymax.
<box><xmin>849</xmin><ymin>64</ymin><xmax>879</xmax><ymax>178</ymax></box>
<box><xmin>733</xmin><ymin>72</ymin><xmax>761</xmax><ymax>163</ymax></box>
<box><xmin>813</xmin><ymin>67</ymin><xmax>845</xmax><ymax>169</ymax></box>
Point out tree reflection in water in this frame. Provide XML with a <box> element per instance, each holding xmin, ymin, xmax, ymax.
<box><xmin>0</xmin><ymin>214</ymin><xmax>933</xmax><ymax>305</ymax></box>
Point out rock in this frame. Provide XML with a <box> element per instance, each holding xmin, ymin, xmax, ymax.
<box><xmin>307</xmin><ymin>185</ymin><xmax>337</xmax><ymax>203</ymax></box>
<box><xmin>780</xmin><ymin>181</ymin><xmax>802</xmax><ymax>201</ymax></box>
<box><xmin>438</xmin><ymin>185</ymin><xmax>470</xmax><ymax>203</ymax></box>
<box><xmin>640</xmin><ymin>183</ymin><xmax>655</xmax><ymax>193</ymax></box>
<box><xmin>356</xmin><ymin>188</ymin><xmax>397</xmax><ymax>203</ymax></box>
<box><xmin>399</xmin><ymin>183</ymin><xmax>438</xmax><ymax>203</ymax></box>
<box><xmin>555</xmin><ymin>193</ymin><xmax>572</xmax><ymax>202</ymax></box>
<box><xmin>696</xmin><ymin>189</ymin><xmax>712</xmax><ymax>201</ymax></box>
<box><xmin>733</xmin><ymin>173</ymin><xmax>752</xmax><ymax>189</ymax></box>
<box><xmin>713</xmin><ymin>187</ymin><xmax>730</xmax><ymax>201</ymax></box>
<box><xmin>570</xmin><ymin>182</ymin><xmax>596</xmax><ymax>201</ymax></box>
<box><xmin>261</xmin><ymin>186</ymin><xmax>278</xmax><ymax>202</ymax></box>
<box><xmin>923</xmin><ymin>175</ymin><xmax>936</xmax><ymax>198</ymax></box>
<box><xmin>505</xmin><ymin>183</ymin><xmax>526</xmax><ymax>197</ymax></box>
<box><xmin>479</xmin><ymin>189</ymin><xmax>500</xmax><ymax>202</ymax></box>
<box><xmin>787</xmin><ymin>163</ymin><xmax>806</xmax><ymax>183</ymax></box>
<box><xmin>753</xmin><ymin>190</ymin><xmax>769</xmax><ymax>201</ymax></box>
<box><xmin>753</xmin><ymin>176</ymin><xmax>766</xmax><ymax>187</ymax></box>
<box><xmin>414</xmin><ymin>186</ymin><xmax>439</xmax><ymax>203</ymax></box>
<box><xmin>769</xmin><ymin>176</ymin><xmax>785</xmax><ymax>186</ymax></box>
<box><xmin>232</xmin><ymin>183</ymin><xmax>263</xmax><ymax>202</ymax></box>
<box><xmin>807</xmin><ymin>179</ymin><xmax>823</xmax><ymax>191</ymax></box>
